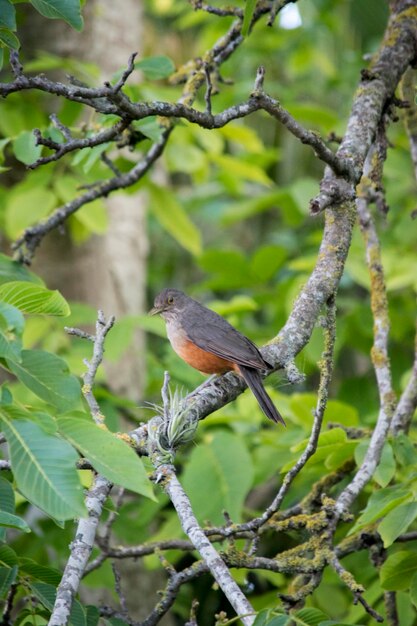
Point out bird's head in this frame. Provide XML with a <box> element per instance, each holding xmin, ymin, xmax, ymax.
<box><xmin>149</xmin><ymin>288</ymin><xmax>188</xmax><ymax>319</ymax></box>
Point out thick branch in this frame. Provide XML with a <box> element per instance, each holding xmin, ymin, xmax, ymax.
<box><xmin>159</xmin><ymin>465</ymin><xmax>255</xmax><ymax>626</ymax></box>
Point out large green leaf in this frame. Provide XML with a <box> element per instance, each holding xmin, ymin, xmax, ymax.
<box><xmin>0</xmin><ymin>281</ymin><xmax>70</xmax><ymax>316</ymax></box>
<box><xmin>378</xmin><ymin>501</ymin><xmax>417</xmax><ymax>548</ymax></box>
<box><xmin>380</xmin><ymin>551</ymin><xmax>417</xmax><ymax>590</ymax></box>
<box><xmin>0</xmin><ymin>253</ymin><xmax>42</xmax><ymax>285</ymax></box>
<box><xmin>57</xmin><ymin>415</ymin><xmax>155</xmax><ymax>499</ymax></box>
<box><xmin>0</xmin><ymin>407</ymin><xmax>86</xmax><ymax>520</ymax></box>
<box><xmin>29</xmin><ymin>0</ymin><xmax>83</xmax><ymax>30</ymax></box>
<box><xmin>182</xmin><ymin>430</ymin><xmax>254</xmax><ymax>524</ymax></box>
<box><xmin>6</xmin><ymin>350</ymin><xmax>81</xmax><ymax>413</ymax></box>
<box><xmin>148</xmin><ymin>184</ymin><xmax>202</xmax><ymax>256</ymax></box>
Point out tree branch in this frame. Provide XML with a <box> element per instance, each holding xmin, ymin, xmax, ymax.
<box><xmin>48</xmin><ymin>312</ymin><xmax>116</xmax><ymax>626</ymax></box>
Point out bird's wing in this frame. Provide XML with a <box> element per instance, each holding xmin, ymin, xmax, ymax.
<box><xmin>185</xmin><ymin>320</ymin><xmax>268</xmax><ymax>370</ymax></box>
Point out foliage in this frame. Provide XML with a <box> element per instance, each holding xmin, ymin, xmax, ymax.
<box><xmin>0</xmin><ymin>1</ymin><xmax>416</xmax><ymax>626</ymax></box>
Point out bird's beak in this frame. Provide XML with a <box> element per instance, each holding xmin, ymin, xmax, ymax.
<box><xmin>149</xmin><ymin>305</ymin><xmax>162</xmax><ymax>316</ymax></box>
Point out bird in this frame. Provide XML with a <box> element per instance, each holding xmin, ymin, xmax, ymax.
<box><xmin>149</xmin><ymin>288</ymin><xmax>285</xmax><ymax>425</ymax></box>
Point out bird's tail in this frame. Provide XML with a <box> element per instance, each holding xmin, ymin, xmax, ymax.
<box><xmin>239</xmin><ymin>366</ymin><xmax>286</xmax><ymax>426</ymax></box>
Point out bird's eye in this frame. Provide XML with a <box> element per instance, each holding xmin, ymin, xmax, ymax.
<box><xmin>167</xmin><ymin>296</ymin><xmax>174</xmax><ymax>305</ymax></box>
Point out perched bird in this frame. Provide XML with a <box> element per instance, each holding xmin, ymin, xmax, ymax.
<box><xmin>150</xmin><ymin>288</ymin><xmax>285</xmax><ymax>425</ymax></box>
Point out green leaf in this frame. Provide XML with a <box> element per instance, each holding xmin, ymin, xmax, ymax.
<box><xmin>12</xmin><ymin>130</ymin><xmax>42</xmax><ymax>166</ymax></box>
<box><xmin>355</xmin><ymin>440</ymin><xmax>396</xmax><ymax>487</ymax></box>
<box><xmin>132</xmin><ymin>118</ymin><xmax>163</xmax><ymax>142</ymax></box>
<box><xmin>0</xmin><ymin>0</ymin><xmax>16</xmax><ymax>30</ymax></box>
<box><xmin>0</xmin><ymin>312</ymin><xmax>22</xmax><ymax>362</ymax></box>
<box><xmin>349</xmin><ymin>485</ymin><xmax>411</xmax><ymax>535</ymax></box>
<box><xmin>0</xmin><ymin>48</ymin><xmax>3</xmax><ymax>71</ymax></box>
<box><xmin>211</xmin><ymin>154</ymin><xmax>272</xmax><ymax>186</ymax></box>
<box><xmin>30</xmin><ymin>581</ymin><xmax>87</xmax><ymax>626</ymax></box>
<box><xmin>378</xmin><ymin>501</ymin><xmax>417</xmax><ymax>548</ymax></box>
<box><xmin>0</xmin><ymin>543</ymin><xmax>18</xmax><ymax>567</ymax></box>
<box><xmin>380</xmin><ymin>550</ymin><xmax>417</xmax><ymax>590</ymax></box>
<box><xmin>5</xmin><ymin>350</ymin><xmax>81</xmax><ymax>412</ymax></box>
<box><xmin>0</xmin><ymin>301</ymin><xmax>24</xmax><ymax>337</ymax></box>
<box><xmin>410</xmin><ymin>571</ymin><xmax>417</xmax><ymax>609</ymax></box>
<box><xmin>5</xmin><ymin>187</ymin><xmax>56</xmax><ymax>240</ymax></box>
<box><xmin>0</xmin><ymin>281</ymin><xmax>70</xmax><ymax>316</ymax></box>
<box><xmin>135</xmin><ymin>56</ymin><xmax>175</xmax><ymax>80</ymax></box>
<box><xmin>392</xmin><ymin>433</ymin><xmax>417</xmax><ymax>466</ymax></box>
<box><xmin>0</xmin><ymin>477</ymin><xmax>14</xmax><ymax>514</ymax></box>
<box><xmin>57</xmin><ymin>415</ymin><xmax>155</xmax><ymax>499</ymax></box>
<box><xmin>0</xmin><ymin>565</ymin><xmax>17</xmax><ymax>599</ymax></box>
<box><xmin>70</xmin><ymin>200</ymin><xmax>108</xmax><ymax>238</ymax></box>
<box><xmin>0</xmin><ymin>408</ymin><xmax>86</xmax><ymax>520</ymax></box>
<box><xmin>0</xmin><ymin>511</ymin><xmax>30</xmax><ymax>533</ymax></box>
<box><xmin>0</xmin><ymin>27</ymin><xmax>19</xmax><ymax>49</ymax></box>
<box><xmin>29</xmin><ymin>0</ymin><xmax>83</xmax><ymax>31</ymax></box>
<box><xmin>241</xmin><ymin>0</ymin><xmax>257</xmax><ymax>37</ymax></box>
<box><xmin>182</xmin><ymin>430</ymin><xmax>254</xmax><ymax>524</ymax></box>
<box><xmin>148</xmin><ymin>184</ymin><xmax>202</xmax><ymax>256</ymax></box>
<box><xmin>292</xmin><ymin>607</ymin><xmax>329</xmax><ymax>625</ymax></box>
<box><xmin>0</xmin><ymin>253</ymin><xmax>42</xmax><ymax>285</ymax></box>
<box><xmin>19</xmin><ymin>558</ymin><xmax>61</xmax><ymax>585</ymax></box>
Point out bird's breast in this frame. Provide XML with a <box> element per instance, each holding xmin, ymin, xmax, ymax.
<box><xmin>166</xmin><ymin>320</ymin><xmax>233</xmax><ymax>375</ymax></box>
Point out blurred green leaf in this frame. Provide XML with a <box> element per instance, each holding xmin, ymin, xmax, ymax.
<box><xmin>135</xmin><ymin>55</ymin><xmax>175</xmax><ymax>79</ymax></box>
<box><xmin>410</xmin><ymin>572</ymin><xmax>417</xmax><ymax>609</ymax></box>
<box><xmin>241</xmin><ymin>0</ymin><xmax>256</xmax><ymax>37</ymax></box>
<box><xmin>12</xmin><ymin>131</ymin><xmax>42</xmax><ymax>166</ymax></box>
<box><xmin>182</xmin><ymin>430</ymin><xmax>254</xmax><ymax>524</ymax></box>
<box><xmin>0</xmin><ymin>0</ymin><xmax>16</xmax><ymax>30</ymax></box>
<box><xmin>148</xmin><ymin>183</ymin><xmax>202</xmax><ymax>256</ymax></box>
<box><xmin>29</xmin><ymin>0</ymin><xmax>84</xmax><ymax>31</ymax></box>
<box><xmin>355</xmin><ymin>440</ymin><xmax>396</xmax><ymax>487</ymax></box>
<box><xmin>211</xmin><ymin>154</ymin><xmax>272</xmax><ymax>186</ymax></box>
<box><xmin>0</xmin><ymin>407</ymin><xmax>86</xmax><ymax>520</ymax></box>
<box><xmin>5</xmin><ymin>187</ymin><xmax>56</xmax><ymax>239</ymax></box>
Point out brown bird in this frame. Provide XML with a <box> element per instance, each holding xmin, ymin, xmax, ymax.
<box><xmin>150</xmin><ymin>288</ymin><xmax>285</xmax><ymax>425</ymax></box>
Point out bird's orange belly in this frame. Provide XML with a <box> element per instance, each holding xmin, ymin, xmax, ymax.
<box><xmin>175</xmin><ymin>340</ymin><xmax>234</xmax><ymax>375</ymax></box>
